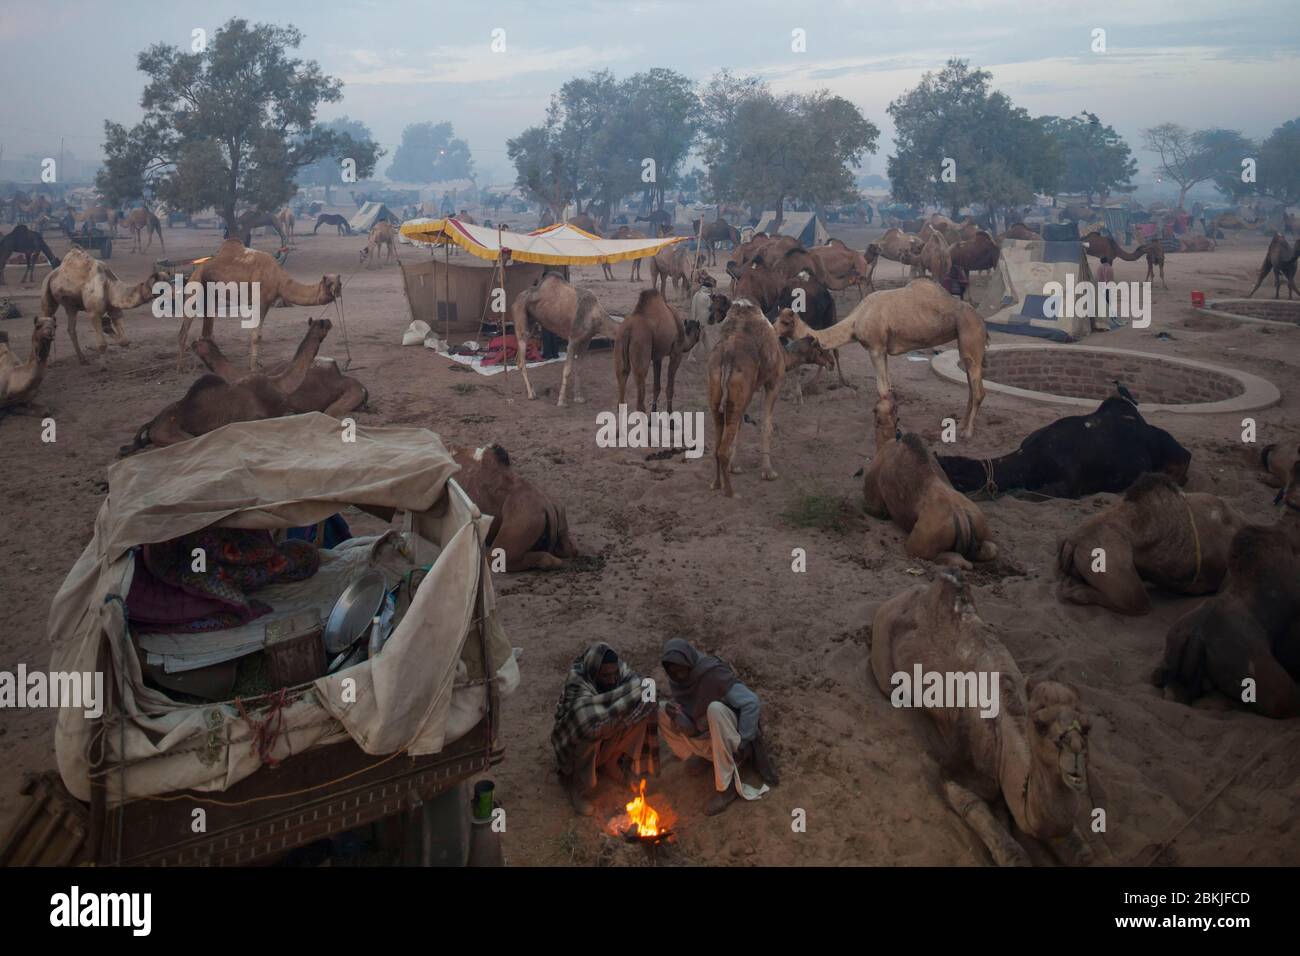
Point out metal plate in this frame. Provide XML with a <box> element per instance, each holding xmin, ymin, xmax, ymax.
<box><xmin>322</xmin><ymin>570</ymin><xmax>387</xmax><ymax>654</ymax></box>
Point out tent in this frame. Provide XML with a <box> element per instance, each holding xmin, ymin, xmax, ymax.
<box><xmin>753</xmin><ymin>211</ymin><xmax>829</xmax><ymax>247</ymax></box>
<box><xmin>400</xmin><ymin>217</ymin><xmax>685</xmax><ymax>266</ymax></box>
<box><xmin>400</xmin><ymin>255</ymin><xmax>547</xmax><ymax>335</ymax></box>
<box><xmin>48</xmin><ymin>414</ymin><xmax>518</xmax><ymax>803</ymax></box>
<box><xmin>349</xmin><ymin>201</ymin><xmax>398</xmax><ymax>234</ymax></box>
<box><xmin>976</xmin><ymin>237</ymin><xmax>1094</xmax><ymax>342</ymax></box>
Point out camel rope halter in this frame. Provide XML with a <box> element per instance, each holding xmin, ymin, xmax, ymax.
<box><xmin>1174</xmin><ymin>487</ymin><xmax>1204</xmax><ymax>585</ymax></box>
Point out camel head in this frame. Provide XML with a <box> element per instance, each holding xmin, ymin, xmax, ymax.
<box><xmin>787</xmin><ymin>335</ymin><xmax>834</xmax><ymax>370</ymax></box>
<box><xmin>697</xmin><ymin>270</ymin><xmax>716</xmax><ymax>290</ymax></box>
<box><xmin>707</xmin><ymin>293</ymin><xmax>730</xmax><ymax>325</ymax></box>
<box><xmin>772</xmin><ymin>308</ymin><xmax>800</xmax><ymax>339</ymax></box>
<box><xmin>32</xmin><ymin>316</ymin><xmax>56</xmax><ymax>362</ymax></box>
<box><xmin>307</xmin><ymin>316</ymin><xmax>333</xmax><ymax>338</ymax></box>
<box><xmin>864</xmin><ymin>243</ymin><xmax>880</xmax><ymax>264</ymax></box>
<box><xmin>682</xmin><ymin>319</ymin><xmax>701</xmax><ymax>353</ymax></box>
<box><xmin>322</xmin><ymin>275</ymin><xmax>343</xmax><ymax>301</ymax></box>
<box><xmin>1027</xmin><ymin>680</ymin><xmax>1089</xmax><ymax>794</ymax></box>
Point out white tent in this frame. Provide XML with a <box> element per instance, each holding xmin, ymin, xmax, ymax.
<box><xmin>350</xmin><ymin>201</ymin><xmax>398</xmax><ymax>234</ymax></box>
<box><xmin>977</xmin><ymin>237</ymin><xmax>1094</xmax><ymax>342</ymax></box>
<box><xmin>754</xmin><ymin>211</ymin><xmax>829</xmax><ymax>247</ymax></box>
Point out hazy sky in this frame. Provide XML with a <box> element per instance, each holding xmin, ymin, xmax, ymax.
<box><xmin>2</xmin><ymin>0</ymin><xmax>1297</xmax><ymax>183</ymax></box>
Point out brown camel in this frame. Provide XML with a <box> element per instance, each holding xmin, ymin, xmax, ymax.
<box><xmin>775</xmin><ymin>279</ymin><xmax>988</xmax><ymax>438</ymax></box>
<box><xmin>121</xmin><ymin>318</ymin><xmax>331</xmax><ymax>456</ymax></box>
<box><xmin>1245</xmin><ymin>234</ymin><xmax>1300</xmax><ymax>299</ymax></box>
<box><xmin>76</xmin><ymin>206</ymin><xmax>119</xmax><ymax>237</ymax></box>
<box><xmin>232</xmin><ymin>210</ymin><xmax>286</xmax><ymax>247</ymax></box>
<box><xmin>568</xmin><ymin>213</ymin><xmax>601</xmax><ymax>235</ymax></box>
<box><xmin>278</xmin><ymin>208</ymin><xmax>296</xmax><ymax>244</ymax></box>
<box><xmin>191</xmin><ymin>334</ymin><xmax>367</xmax><ymax>417</ymax></box>
<box><xmin>1080</xmin><ymin>231</ymin><xmax>1167</xmax><ymax>289</ymax></box>
<box><xmin>1152</xmin><ymin>460</ymin><xmax>1300</xmax><ymax>718</ymax></box>
<box><xmin>39</xmin><ymin>248</ymin><xmax>170</xmax><ymax>368</ymax></box>
<box><xmin>509</xmin><ymin>273</ymin><xmax>619</xmax><ymax>407</ymax></box>
<box><xmin>949</xmin><ymin>231</ymin><xmax>1000</xmax><ymax>277</ymax></box>
<box><xmin>1260</xmin><ymin>441</ymin><xmax>1299</xmax><ymax>488</ymax></box>
<box><xmin>906</xmin><ymin>229</ymin><xmax>951</xmax><ymax>279</ymax></box>
<box><xmin>697</xmin><ymin>219</ymin><xmax>741</xmax><ymax>266</ymax></box>
<box><xmin>707</xmin><ymin>302</ymin><xmax>792</xmax><ymax>497</ymax></box>
<box><xmin>360</xmin><ymin>220</ymin><xmax>396</xmax><ymax>267</ymax></box>
<box><xmin>650</xmin><ymin>242</ymin><xmax>698</xmax><ymax>300</ymax></box>
<box><xmin>780</xmin><ymin>333</ymin><xmax>837</xmax><ymax>405</ymax></box>
<box><xmin>449</xmin><ymin>444</ymin><xmax>578</xmax><ymax>571</ymax></box>
<box><xmin>175</xmin><ymin>239</ymin><xmax>343</xmax><ymax>370</ymax></box>
<box><xmin>862</xmin><ymin>393</ymin><xmax>996</xmax><ymax>568</ymax></box>
<box><xmin>1000</xmin><ymin>223</ymin><xmax>1039</xmax><ymax>241</ymax></box>
<box><xmin>807</xmin><ymin>238</ymin><xmax>871</xmax><ymax>292</ymax></box>
<box><xmin>1056</xmin><ymin>473</ymin><xmax>1246</xmax><ymax>615</ymax></box>
<box><xmin>614</xmin><ymin>289</ymin><xmax>700</xmax><ymax>414</ymax></box>
<box><xmin>0</xmin><ymin>316</ymin><xmax>56</xmax><ymax>409</ymax></box>
<box><xmin>871</xmin><ymin>569</ymin><xmax>1094</xmax><ymax>866</ymax></box>
<box><xmin>0</xmin><ymin>224</ymin><xmax>60</xmax><ymax>285</ymax></box>
<box><xmin>124</xmin><ymin>208</ymin><xmax>164</xmax><ymax>254</ymax></box>
<box><xmin>1172</xmin><ymin>235</ymin><xmax>1215</xmax><ymax>252</ymax></box>
<box><xmin>873</xmin><ymin>227</ymin><xmax>925</xmax><ymax>279</ymax></box>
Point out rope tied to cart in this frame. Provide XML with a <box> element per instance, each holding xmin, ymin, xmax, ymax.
<box><xmin>234</xmin><ymin>687</ymin><xmax>290</xmax><ymax>769</ymax></box>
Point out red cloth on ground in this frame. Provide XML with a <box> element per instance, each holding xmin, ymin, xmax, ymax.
<box><xmin>481</xmin><ymin>334</ymin><xmax>543</xmax><ymax>366</ymax></box>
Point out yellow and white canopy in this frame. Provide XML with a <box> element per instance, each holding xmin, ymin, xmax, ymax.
<box><xmin>399</xmin><ymin>217</ymin><xmax>685</xmax><ymax>266</ymax></box>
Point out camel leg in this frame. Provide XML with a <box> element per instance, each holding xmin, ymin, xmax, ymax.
<box><xmin>956</xmin><ymin>322</ymin><xmax>987</xmax><ymax>439</ymax></box>
<box><xmin>665</xmin><ymin>353</ymin><xmax>681</xmax><ymax>415</ymax></box>
<box><xmin>569</xmin><ymin>342</ymin><xmax>590</xmax><ymax>405</ymax></box>
<box><xmin>1057</xmin><ymin>545</ymin><xmax>1150</xmax><ymax>615</ymax></box>
<box><xmin>759</xmin><ymin>383</ymin><xmax>779</xmax><ymax>481</ymax></box>
<box><xmin>556</xmin><ymin>351</ymin><xmax>574</xmax><ymax>408</ymax></box>
<box><xmin>323</xmin><ymin>382</ymin><xmax>367</xmax><ymax>416</ymax></box>
<box><xmin>833</xmin><ymin>348</ymin><xmax>853</xmax><ymax>389</ymax></box>
<box><xmin>1246</xmin><ymin>265</ymin><xmax>1270</xmax><ymax>298</ymax></box>
<box><xmin>713</xmin><ymin>408</ymin><xmax>742</xmax><ymax>497</ymax></box>
<box><xmin>615</xmin><ymin>343</ymin><xmax>631</xmax><ymax>411</ymax></box>
<box><xmin>176</xmin><ymin>315</ymin><xmax>197</xmax><ymax>371</ymax></box>
<box><xmin>65</xmin><ymin>308</ymin><xmax>90</xmax><ymax>366</ymax></box>
<box><xmin>509</xmin><ymin>550</ymin><xmax>569</xmax><ymax>571</ymax></box>
<box><xmin>867</xmin><ymin>349</ymin><xmax>892</xmax><ymax>398</ymax></box>
<box><xmin>1159</xmin><ymin>260</ymin><xmax>1168</xmax><ymax>291</ymax></box>
<box><xmin>943</xmin><ymin>781</ymin><xmax>1031</xmax><ymax>867</ymax></box>
<box><xmin>516</xmin><ymin>324</ymin><xmax>537</xmax><ymax>401</ymax></box>
<box><xmin>650</xmin><ymin>357</ymin><xmax>662</xmax><ymax>413</ymax></box>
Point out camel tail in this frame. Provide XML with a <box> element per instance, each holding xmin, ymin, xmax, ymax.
<box><xmin>717</xmin><ymin>359</ymin><xmax>733</xmax><ymax>415</ymax></box>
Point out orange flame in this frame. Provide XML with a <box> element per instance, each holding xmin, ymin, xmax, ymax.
<box><xmin>625</xmin><ymin>778</ymin><xmax>660</xmax><ymax>837</ymax></box>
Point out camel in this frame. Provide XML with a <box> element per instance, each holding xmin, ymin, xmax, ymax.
<box><xmin>776</xmin><ymin>273</ymin><xmax>853</xmax><ymax>391</ymax></box>
<box><xmin>0</xmin><ymin>316</ymin><xmax>56</xmax><ymax>409</ymax></box>
<box><xmin>0</xmin><ymin>225</ymin><xmax>60</xmax><ymax>285</ymax></box>
<box><xmin>449</xmin><ymin>444</ymin><xmax>578</xmax><ymax>571</ymax></box>
<box><xmin>779</xmin><ymin>334</ymin><xmax>837</xmax><ymax>405</ymax></box>
<box><xmin>509</xmin><ymin>273</ymin><xmax>619</xmax><ymax>407</ymax></box>
<box><xmin>121</xmin><ymin>319</ymin><xmax>331</xmax><ymax>456</ymax></box>
<box><xmin>696</xmin><ymin>219</ymin><xmax>741</xmax><ymax>266</ymax></box>
<box><xmin>634</xmin><ymin>210</ymin><xmax>673</xmax><ymax>234</ymax></box>
<box><xmin>124</xmin><ymin>208</ymin><xmax>164</xmax><ymax>254</ymax></box>
<box><xmin>231</xmin><ymin>211</ymin><xmax>286</xmax><ymax>248</ymax></box>
<box><xmin>949</xmin><ymin>231</ymin><xmax>1000</xmax><ymax>278</ymax></box>
<box><xmin>278</xmin><ymin>208</ymin><xmax>296</xmax><ymax>244</ymax></box>
<box><xmin>650</xmin><ymin>243</ymin><xmax>697</xmax><ymax>300</ymax></box>
<box><xmin>862</xmin><ymin>393</ymin><xmax>996</xmax><ymax>568</ymax></box>
<box><xmin>1080</xmin><ymin>231</ymin><xmax>1167</xmax><ymax>290</ymax></box>
<box><xmin>313</xmin><ymin>213</ymin><xmax>352</xmax><ymax>235</ymax></box>
<box><xmin>1000</xmin><ymin>223</ymin><xmax>1039</xmax><ymax>241</ymax></box>
<box><xmin>1245</xmin><ymin>234</ymin><xmax>1300</xmax><ymax>299</ymax></box>
<box><xmin>613</xmin><ymin>289</ymin><xmax>700</xmax><ymax>415</ymax></box>
<box><xmin>568</xmin><ymin>213</ymin><xmax>601</xmax><ymax>235</ymax></box>
<box><xmin>360</xmin><ymin>220</ymin><xmax>396</xmax><ymax>268</ymax></box>
<box><xmin>1171</xmin><ymin>235</ymin><xmax>1215</xmax><ymax>253</ymax></box>
<box><xmin>1152</xmin><ymin>460</ymin><xmax>1300</xmax><ymax>717</ymax></box>
<box><xmin>191</xmin><ymin>334</ymin><xmax>367</xmax><ymax>418</ymax></box>
<box><xmin>775</xmin><ymin>279</ymin><xmax>988</xmax><ymax>439</ymax></box>
<box><xmin>807</xmin><ymin>238</ymin><xmax>872</xmax><ymax>292</ymax></box>
<box><xmin>1056</xmin><ymin>473</ymin><xmax>1246</xmax><ymax>615</ymax></box>
<box><xmin>871</xmin><ymin>227</ymin><xmax>925</xmax><ymax>280</ymax></box>
<box><xmin>39</xmin><ymin>248</ymin><xmax>170</xmax><ymax>368</ymax></box>
<box><xmin>939</xmin><ymin>394</ymin><xmax>1192</xmax><ymax>499</ymax></box>
<box><xmin>175</xmin><ymin>239</ymin><xmax>343</xmax><ymax>370</ymax></box>
<box><xmin>906</xmin><ymin>229</ymin><xmax>951</xmax><ymax>280</ymax></box>
<box><xmin>612</xmin><ymin>226</ymin><xmax>648</xmax><ymax>281</ymax></box>
<box><xmin>707</xmin><ymin>301</ymin><xmax>791</xmax><ymax>497</ymax></box>
<box><xmin>76</xmin><ymin>206</ymin><xmax>119</xmax><ymax>237</ymax></box>
<box><xmin>871</xmin><ymin>570</ymin><xmax>1094</xmax><ymax>866</ymax></box>
<box><xmin>1259</xmin><ymin>441</ymin><xmax>1299</xmax><ymax>488</ymax></box>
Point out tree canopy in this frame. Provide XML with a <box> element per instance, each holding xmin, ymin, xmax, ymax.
<box><xmin>1039</xmin><ymin>112</ymin><xmax>1137</xmax><ymax>204</ymax></box>
<box><xmin>887</xmin><ymin>59</ymin><xmax>1060</xmax><ymax>218</ymax></box>
<box><xmin>1258</xmin><ymin>118</ymin><xmax>1300</xmax><ymax>205</ymax></box>
<box><xmin>97</xmin><ymin>18</ymin><xmax>380</xmax><ymax>226</ymax></box>
<box><xmin>386</xmin><ymin>121</ymin><xmax>474</xmax><ymax>182</ymax></box>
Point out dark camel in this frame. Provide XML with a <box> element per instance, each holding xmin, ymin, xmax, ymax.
<box><xmin>614</xmin><ymin>289</ymin><xmax>700</xmax><ymax>414</ymax></box>
<box><xmin>1245</xmin><ymin>234</ymin><xmax>1300</xmax><ymax>299</ymax></box>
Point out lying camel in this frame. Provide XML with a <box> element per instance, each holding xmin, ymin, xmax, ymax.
<box><xmin>313</xmin><ymin>213</ymin><xmax>352</xmax><ymax>236</ymax></box>
<box><xmin>707</xmin><ymin>301</ymin><xmax>788</xmax><ymax>497</ymax></box>
<box><xmin>872</xmin><ymin>570</ymin><xmax>1093</xmax><ymax>866</ymax></box>
<box><xmin>360</xmin><ymin>220</ymin><xmax>396</xmax><ymax>267</ymax></box>
<box><xmin>121</xmin><ymin>318</ymin><xmax>330</xmax><ymax>456</ymax></box>
<box><xmin>775</xmin><ymin>278</ymin><xmax>988</xmax><ymax>438</ymax></box>
<box><xmin>0</xmin><ymin>316</ymin><xmax>56</xmax><ymax>409</ymax></box>
<box><xmin>191</xmin><ymin>335</ymin><xmax>367</xmax><ymax>417</ymax></box>
<box><xmin>40</xmin><ymin>247</ymin><xmax>170</xmax><ymax>368</ymax></box>
<box><xmin>450</xmin><ymin>444</ymin><xmax>578</xmax><ymax>571</ymax></box>
<box><xmin>1152</xmin><ymin>464</ymin><xmax>1300</xmax><ymax>717</ymax></box>
<box><xmin>1172</xmin><ymin>235</ymin><xmax>1215</xmax><ymax>253</ymax></box>
<box><xmin>1057</xmin><ymin>472</ymin><xmax>1246</xmax><ymax>615</ymax></box>
<box><xmin>862</xmin><ymin>393</ymin><xmax>996</xmax><ymax>568</ymax></box>
<box><xmin>176</xmin><ymin>239</ymin><xmax>342</xmax><ymax>370</ymax></box>
<box><xmin>509</xmin><ymin>273</ymin><xmax>620</xmax><ymax>407</ymax></box>
<box><xmin>614</xmin><ymin>288</ymin><xmax>700</xmax><ymax>414</ymax></box>
<box><xmin>1245</xmin><ymin>234</ymin><xmax>1300</xmax><ymax>299</ymax></box>
<box><xmin>938</xmin><ymin>393</ymin><xmax>1191</xmax><ymax>499</ymax></box>
<box><xmin>1259</xmin><ymin>442</ymin><xmax>1299</xmax><ymax>488</ymax></box>
<box><xmin>1000</xmin><ymin>223</ymin><xmax>1039</xmax><ymax>241</ymax></box>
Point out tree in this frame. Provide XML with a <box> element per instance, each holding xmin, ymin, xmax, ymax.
<box><xmin>887</xmin><ymin>59</ymin><xmax>1060</xmax><ymax>220</ymax></box>
<box><xmin>1258</xmin><ymin>118</ymin><xmax>1300</xmax><ymax>205</ymax></box>
<box><xmin>618</xmin><ymin>68</ymin><xmax>700</xmax><ymax>214</ymax></box>
<box><xmin>100</xmin><ymin>18</ymin><xmax>381</xmax><ymax>229</ymax></box>
<box><xmin>1039</xmin><ymin>112</ymin><xmax>1137</xmax><ymax>204</ymax></box>
<box><xmin>1144</xmin><ymin>122</ymin><xmax>1253</xmax><ymax>208</ymax></box>
<box><xmin>296</xmin><ymin>117</ymin><xmax>383</xmax><ymax>205</ymax></box>
<box><xmin>386</xmin><ymin>121</ymin><xmax>474</xmax><ymax>183</ymax></box>
<box><xmin>506</xmin><ymin>125</ymin><xmax>570</xmax><ymax>225</ymax></box>
<box><xmin>1198</xmin><ymin>128</ymin><xmax>1260</xmax><ymax>203</ymax></box>
<box><xmin>699</xmin><ymin>71</ymin><xmax>877</xmax><ymax>222</ymax></box>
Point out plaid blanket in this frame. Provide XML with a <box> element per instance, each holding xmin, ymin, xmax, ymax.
<box><xmin>551</xmin><ymin>642</ymin><xmax>657</xmax><ymax>777</ymax></box>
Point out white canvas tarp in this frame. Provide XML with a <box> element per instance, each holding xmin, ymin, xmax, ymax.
<box><xmin>977</xmin><ymin>237</ymin><xmax>1094</xmax><ymax>342</ymax></box>
<box><xmin>48</xmin><ymin>413</ymin><xmax>517</xmax><ymax>804</ymax></box>
<box><xmin>754</xmin><ymin>211</ymin><xmax>829</xmax><ymax>247</ymax></box>
<box><xmin>350</xmin><ymin>201</ymin><xmax>398</xmax><ymax>234</ymax></box>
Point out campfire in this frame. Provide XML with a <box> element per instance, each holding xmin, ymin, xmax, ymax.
<box><xmin>607</xmin><ymin>778</ymin><xmax>675</xmax><ymax>846</ymax></box>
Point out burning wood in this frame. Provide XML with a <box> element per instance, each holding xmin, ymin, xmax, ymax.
<box><xmin>606</xmin><ymin>778</ymin><xmax>675</xmax><ymax>846</ymax></box>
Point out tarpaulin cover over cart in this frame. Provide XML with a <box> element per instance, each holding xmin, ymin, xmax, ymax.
<box><xmin>48</xmin><ymin>414</ymin><xmax>518</xmax><ymax>804</ymax></box>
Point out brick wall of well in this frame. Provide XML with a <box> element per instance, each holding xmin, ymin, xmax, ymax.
<box><xmin>982</xmin><ymin>351</ymin><xmax>1244</xmax><ymax>404</ymax></box>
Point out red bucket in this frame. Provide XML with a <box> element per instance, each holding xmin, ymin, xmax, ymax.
<box><xmin>1191</xmin><ymin>291</ymin><xmax>1205</xmax><ymax>308</ymax></box>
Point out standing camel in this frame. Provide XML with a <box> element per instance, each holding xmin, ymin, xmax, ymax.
<box><xmin>360</xmin><ymin>221</ymin><xmax>396</xmax><ymax>267</ymax></box>
<box><xmin>40</xmin><ymin>248</ymin><xmax>171</xmax><ymax>368</ymax></box>
<box><xmin>1081</xmin><ymin>231</ymin><xmax>1167</xmax><ymax>290</ymax></box>
<box><xmin>278</xmin><ymin>208</ymin><xmax>296</xmax><ymax>245</ymax></box>
<box><xmin>775</xmin><ymin>279</ymin><xmax>988</xmax><ymax>439</ymax></box>
<box><xmin>1246</xmin><ymin>234</ymin><xmax>1300</xmax><ymax>299</ymax></box>
<box><xmin>125</xmin><ymin>208</ymin><xmax>165</xmax><ymax>254</ymax></box>
<box><xmin>614</xmin><ymin>289</ymin><xmax>700</xmax><ymax>414</ymax></box>
<box><xmin>176</xmin><ymin>239</ymin><xmax>342</xmax><ymax>370</ymax></box>
<box><xmin>509</xmin><ymin>273</ymin><xmax>620</xmax><ymax>407</ymax></box>
<box><xmin>0</xmin><ymin>224</ymin><xmax>61</xmax><ymax>285</ymax></box>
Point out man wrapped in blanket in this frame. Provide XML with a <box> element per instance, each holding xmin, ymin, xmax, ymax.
<box><xmin>551</xmin><ymin>642</ymin><xmax>659</xmax><ymax>816</ymax></box>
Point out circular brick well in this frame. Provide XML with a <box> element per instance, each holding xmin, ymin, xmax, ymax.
<box><xmin>1202</xmin><ymin>298</ymin><xmax>1300</xmax><ymax>327</ymax></box>
<box><xmin>931</xmin><ymin>345</ymin><xmax>1280</xmax><ymax>414</ymax></box>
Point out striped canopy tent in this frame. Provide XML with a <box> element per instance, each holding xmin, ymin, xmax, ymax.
<box><xmin>399</xmin><ymin>217</ymin><xmax>685</xmax><ymax>266</ymax></box>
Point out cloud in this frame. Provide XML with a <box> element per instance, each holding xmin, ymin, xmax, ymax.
<box><xmin>337</xmin><ymin>43</ymin><xmax>636</xmax><ymax>87</ymax></box>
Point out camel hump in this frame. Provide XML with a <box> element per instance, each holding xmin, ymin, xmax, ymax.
<box><xmin>1123</xmin><ymin>471</ymin><xmax>1180</xmax><ymax>504</ymax></box>
<box><xmin>634</xmin><ymin>288</ymin><xmax>663</xmax><ymax>311</ymax></box>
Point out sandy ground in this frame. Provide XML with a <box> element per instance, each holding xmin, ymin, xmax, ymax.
<box><xmin>0</xmin><ymin>216</ymin><xmax>1297</xmax><ymax>867</ymax></box>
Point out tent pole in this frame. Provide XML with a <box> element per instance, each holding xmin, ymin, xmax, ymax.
<box><xmin>443</xmin><ymin>233</ymin><xmax>450</xmax><ymax>344</ymax></box>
